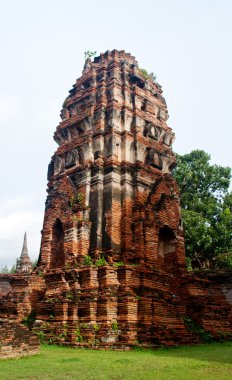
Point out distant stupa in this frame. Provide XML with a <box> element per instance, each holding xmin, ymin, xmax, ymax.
<box><xmin>16</xmin><ymin>232</ymin><xmax>33</xmax><ymax>274</ymax></box>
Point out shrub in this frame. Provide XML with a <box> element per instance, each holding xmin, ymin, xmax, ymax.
<box><xmin>75</xmin><ymin>328</ymin><xmax>83</xmax><ymax>342</ymax></box>
<box><xmin>69</xmin><ymin>193</ymin><xmax>85</xmax><ymax>208</ymax></box>
<box><xmin>184</xmin><ymin>316</ymin><xmax>213</xmax><ymax>342</ymax></box>
<box><xmin>37</xmin><ymin>331</ymin><xmax>45</xmax><ymax>344</ymax></box>
<box><xmin>95</xmin><ymin>257</ymin><xmax>107</xmax><ymax>267</ymax></box>
<box><xmin>113</xmin><ymin>261</ymin><xmax>124</xmax><ymax>268</ymax></box>
<box><xmin>83</xmin><ymin>255</ymin><xmax>93</xmax><ymax>266</ymax></box>
<box><xmin>22</xmin><ymin>310</ymin><xmax>37</xmax><ymax>329</ymax></box>
<box><xmin>139</xmin><ymin>68</ymin><xmax>157</xmax><ymax>82</ymax></box>
<box><xmin>111</xmin><ymin>321</ymin><xmax>118</xmax><ymax>332</ymax></box>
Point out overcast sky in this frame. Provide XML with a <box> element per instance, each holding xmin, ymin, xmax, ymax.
<box><xmin>0</xmin><ymin>0</ymin><xmax>231</xmax><ymax>268</ymax></box>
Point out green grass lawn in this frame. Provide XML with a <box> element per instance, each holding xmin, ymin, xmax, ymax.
<box><xmin>1</xmin><ymin>342</ymin><xmax>232</xmax><ymax>380</ymax></box>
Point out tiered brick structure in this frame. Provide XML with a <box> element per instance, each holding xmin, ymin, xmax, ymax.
<box><xmin>1</xmin><ymin>50</ymin><xmax>232</xmax><ymax>351</ymax></box>
<box><xmin>40</xmin><ymin>49</ymin><xmax>184</xmax><ymax>272</ymax></box>
<box><xmin>32</xmin><ymin>50</ymin><xmax>186</xmax><ymax>346</ymax></box>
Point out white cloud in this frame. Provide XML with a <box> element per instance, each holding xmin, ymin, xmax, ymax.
<box><xmin>0</xmin><ymin>195</ymin><xmax>38</xmax><ymax>216</ymax></box>
<box><xmin>0</xmin><ymin>94</ymin><xmax>23</xmax><ymax>124</ymax></box>
<box><xmin>0</xmin><ymin>195</ymin><xmax>43</xmax><ymax>269</ymax></box>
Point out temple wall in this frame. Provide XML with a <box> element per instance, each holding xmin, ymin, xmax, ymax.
<box><xmin>0</xmin><ymin>275</ymin><xmax>12</xmax><ymax>298</ymax></box>
<box><xmin>25</xmin><ymin>268</ymin><xmax>232</xmax><ymax>348</ymax></box>
<box><xmin>183</xmin><ymin>272</ymin><xmax>232</xmax><ymax>339</ymax></box>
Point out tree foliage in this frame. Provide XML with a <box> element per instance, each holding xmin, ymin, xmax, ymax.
<box><xmin>174</xmin><ymin>150</ymin><xmax>232</xmax><ymax>269</ymax></box>
<box><xmin>0</xmin><ymin>263</ymin><xmax>17</xmax><ymax>273</ymax></box>
<box><xmin>0</xmin><ymin>258</ymin><xmax>37</xmax><ymax>273</ymax></box>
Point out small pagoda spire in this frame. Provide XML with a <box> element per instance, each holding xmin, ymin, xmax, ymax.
<box><xmin>16</xmin><ymin>232</ymin><xmax>33</xmax><ymax>274</ymax></box>
<box><xmin>21</xmin><ymin>232</ymin><xmax>28</xmax><ymax>257</ymax></box>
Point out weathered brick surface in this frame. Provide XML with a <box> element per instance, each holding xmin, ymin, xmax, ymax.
<box><xmin>0</xmin><ymin>320</ymin><xmax>39</xmax><ymax>359</ymax></box>
<box><xmin>1</xmin><ymin>50</ymin><xmax>232</xmax><ymax>350</ymax></box>
<box><xmin>0</xmin><ymin>275</ymin><xmax>12</xmax><ymax>298</ymax></box>
<box><xmin>37</xmin><ymin>49</ymin><xmax>183</xmax><ymax>271</ymax></box>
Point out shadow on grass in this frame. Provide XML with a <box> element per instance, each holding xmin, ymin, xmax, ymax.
<box><xmin>132</xmin><ymin>341</ymin><xmax>232</xmax><ymax>365</ymax></box>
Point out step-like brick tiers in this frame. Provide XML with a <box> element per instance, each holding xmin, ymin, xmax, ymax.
<box><xmin>32</xmin><ymin>266</ymin><xmax>232</xmax><ymax>347</ymax></box>
<box><xmin>1</xmin><ymin>268</ymin><xmax>232</xmax><ymax>349</ymax></box>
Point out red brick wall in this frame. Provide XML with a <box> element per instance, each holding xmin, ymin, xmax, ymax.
<box><xmin>0</xmin><ymin>321</ymin><xmax>39</xmax><ymax>359</ymax></box>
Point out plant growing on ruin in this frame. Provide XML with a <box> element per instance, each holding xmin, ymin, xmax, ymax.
<box><xmin>81</xmin><ymin>323</ymin><xmax>89</xmax><ymax>329</ymax></box>
<box><xmin>65</xmin><ymin>292</ymin><xmax>74</xmax><ymax>301</ymax></box>
<box><xmin>217</xmin><ymin>331</ymin><xmax>232</xmax><ymax>341</ymax></box>
<box><xmin>95</xmin><ymin>256</ymin><xmax>107</xmax><ymax>267</ymax></box>
<box><xmin>22</xmin><ymin>310</ymin><xmax>37</xmax><ymax>329</ymax></box>
<box><xmin>93</xmin><ymin>323</ymin><xmax>100</xmax><ymax>331</ymax></box>
<box><xmin>62</xmin><ymin>97</ymin><xmax>69</xmax><ymax>107</ymax></box>
<box><xmin>75</xmin><ymin>328</ymin><xmax>83</xmax><ymax>342</ymax></box>
<box><xmin>139</xmin><ymin>68</ymin><xmax>157</xmax><ymax>82</ymax></box>
<box><xmin>113</xmin><ymin>261</ymin><xmax>124</xmax><ymax>268</ymax></box>
<box><xmin>41</xmin><ymin>321</ymin><xmax>51</xmax><ymax>330</ymax></box>
<box><xmin>45</xmin><ymin>297</ymin><xmax>59</xmax><ymax>304</ymax></box>
<box><xmin>37</xmin><ymin>331</ymin><xmax>45</xmax><ymax>344</ymax></box>
<box><xmin>69</xmin><ymin>192</ymin><xmax>85</xmax><ymax>208</ymax></box>
<box><xmin>83</xmin><ymin>255</ymin><xmax>93</xmax><ymax>266</ymax></box>
<box><xmin>111</xmin><ymin>321</ymin><xmax>118</xmax><ymax>332</ymax></box>
<box><xmin>58</xmin><ymin>332</ymin><xmax>66</xmax><ymax>340</ymax></box>
<box><xmin>59</xmin><ymin>324</ymin><xmax>68</xmax><ymax>340</ymax></box>
<box><xmin>48</xmin><ymin>336</ymin><xmax>55</xmax><ymax>344</ymax></box>
<box><xmin>38</xmin><ymin>270</ymin><xmax>44</xmax><ymax>278</ymax></box>
<box><xmin>84</xmin><ymin>50</ymin><xmax>97</xmax><ymax>60</ymax></box>
<box><xmin>184</xmin><ymin>316</ymin><xmax>213</xmax><ymax>343</ymax></box>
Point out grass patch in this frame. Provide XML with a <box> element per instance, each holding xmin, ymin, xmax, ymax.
<box><xmin>1</xmin><ymin>342</ymin><xmax>232</xmax><ymax>379</ymax></box>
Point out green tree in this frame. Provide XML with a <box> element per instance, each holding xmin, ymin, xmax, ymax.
<box><xmin>9</xmin><ymin>264</ymin><xmax>16</xmax><ymax>273</ymax></box>
<box><xmin>0</xmin><ymin>258</ymin><xmax>19</xmax><ymax>274</ymax></box>
<box><xmin>0</xmin><ymin>265</ymin><xmax>9</xmax><ymax>273</ymax></box>
<box><xmin>174</xmin><ymin>150</ymin><xmax>232</xmax><ymax>269</ymax></box>
<box><xmin>32</xmin><ymin>259</ymin><xmax>38</xmax><ymax>269</ymax></box>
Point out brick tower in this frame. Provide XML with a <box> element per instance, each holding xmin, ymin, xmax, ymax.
<box><xmin>32</xmin><ymin>50</ymin><xmax>187</xmax><ymax>347</ymax></box>
<box><xmin>2</xmin><ymin>50</ymin><xmax>232</xmax><ymax>350</ymax></box>
<box><xmin>38</xmin><ymin>50</ymin><xmax>185</xmax><ymax>272</ymax></box>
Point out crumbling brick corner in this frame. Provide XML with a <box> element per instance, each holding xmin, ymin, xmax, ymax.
<box><xmin>0</xmin><ymin>319</ymin><xmax>39</xmax><ymax>359</ymax></box>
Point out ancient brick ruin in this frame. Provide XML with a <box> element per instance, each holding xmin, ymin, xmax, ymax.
<box><xmin>41</xmin><ymin>49</ymin><xmax>185</xmax><ymax>274</ymax></box>
<box><xmin>1</xmin><ymin>50</ymin><xmax>232</xmax><ymax>351</ymax></box>
<box><xmin>0</xmin><ymin>319</ymin><xmax>39</xmax><ymax>359</ymax></box>
<box><xmin>0</xmin><ymin>273</ymin><xmax>40</xmax><ymax>358</ymax></box>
